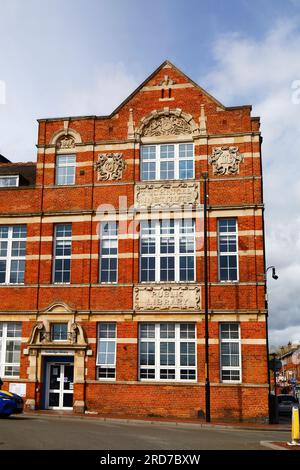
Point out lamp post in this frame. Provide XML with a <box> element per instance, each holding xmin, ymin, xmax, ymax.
<box><xmin>261</xmin><ymin>265</ymin><xmax>278</xmax><ymax>422</ymax></box>
<box><xmin>272</xmin><ymin>352</ymin><xmax>277</xmax><ymax>396</ymax></box>
<box><xmin>202</xmin><ymin>171</ymin><xmax>210</xmax><ymax>422</ymax></box>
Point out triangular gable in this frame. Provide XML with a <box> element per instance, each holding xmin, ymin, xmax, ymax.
<box><xmin>111</xmin><ymin>59</ymin><xmax>225</xmax><ymax>116</ymax></box>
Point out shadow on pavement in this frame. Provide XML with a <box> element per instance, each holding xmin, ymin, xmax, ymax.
<box><xmin>279</xmin><ymin>414</ymin><xmax>292</xmax><ymax>425</ymax></box>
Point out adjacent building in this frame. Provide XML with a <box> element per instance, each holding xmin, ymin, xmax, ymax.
<box><xmin>278</xmin><ymin>346</ymin><xmax>300</xmax><ymax>395</ymax></box>
<box><xmin>0</xmin><ymin>61</ymin><xmax>269</xmax><ymax>421</ymax></box>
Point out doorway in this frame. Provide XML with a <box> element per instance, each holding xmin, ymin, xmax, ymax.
<box><xmin>45</xmin><ymin>361</ymin><xmax>74</xmax><ymax>410</ymax></box>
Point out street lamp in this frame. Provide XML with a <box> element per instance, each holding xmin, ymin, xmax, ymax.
<box><xmin>267</xmin><ymin>266</ymin><xmax>278</xmax><ymax>281</ymax></box>
<box><xmin>262</xmin><ymin>265</ymin><xmax>279</xmax><ymax>423</ymax></box>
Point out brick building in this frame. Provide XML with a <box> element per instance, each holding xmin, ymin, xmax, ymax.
<box><xmin>278</xmin><ymin>346</ymin><xmax>300</xmax><ymax>395</ymax></box>
<box><xmin>0</xmin><ymin>61</ymin><xmax>269</xmax><ymax>422</ymax></box>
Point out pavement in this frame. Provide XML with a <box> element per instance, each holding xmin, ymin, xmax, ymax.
<box><xmin>22</xmin><ymin>409</ymin><xmax>292</xmax><ymax>432</ymax></box>
<box><xmin>0</xmin><ymin>413</ymin><xmax>291</xmax><ymax>450</ymax></box>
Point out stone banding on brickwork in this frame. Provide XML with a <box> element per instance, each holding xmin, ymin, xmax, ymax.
<box><xmin>0</xmin><ymin>60</ymin><xmax>268</xmax><ymax>422</ymax></box>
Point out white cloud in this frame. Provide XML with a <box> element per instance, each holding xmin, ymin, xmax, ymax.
<box><xmin>203</xmin><ymin>18</ymin><xmax>300</xmax><ymax>346</ymax></box>
<box><xmin>61</xmin><ymin>62</ymin><xmax>140</xmax><ymax>116</ymax></box>
<box><xmin>0</xmin><ymin>61</ymin><xmax>140</xmax><ymax>161</ymax></box>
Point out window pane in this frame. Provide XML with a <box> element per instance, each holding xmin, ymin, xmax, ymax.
<box><xmin>140</xmin><ymin>342</ymin><xmax>155</xmax><ymax>365</ymax></box>
<box><xmin>99</xmin><ymin>323</ymin><xmax>116</xmax><ymax>338</ymax></box>
<box><xmin>56</xmin><ymin>155</ymin><xmax>76</xmax><ymax>185</ymax></box>
<box><xmin>12</xmin><ymin>226</ymin><xmax>27</xmax><ymax>238</ymax></box>
<box><xmin>0</xmin><ymin>227</ymin><xmax>9</xmax><ymax>238</ymax></box>
<box><xmin>55</xmin><ymin>224</ymin><xmax>72</xmax><ymax>237</ymax></box>
<box><xmin>180</xmin><ymin>256</ymin><xmax>195</xmax><ymax>281</ymax></box>
<box><xmin>140</xmin><ymin>257</ymin><xmax>155</xmax><ymax>282</ymax></box>
<box><xmin>141</xmin><ymin>146</ymin><xmax>156</xmax><ymax>160</ymax></box>
<box><xmin>97</xmin><ymin>323</ymin><xmax>116</xmax><ymax>370</ymax></box>
<box><xmin>160</xmin><ymin>341</ymin><xmax>175</xmax><ymax>366</ymax></box>
<box><xmin>180</xmin><ymin>342</ymin><xmax>195</xmax><ymax>366</ymax></box>
<box><xmin>220</xmin><ymin>323</ymin><xmax>241</xmax><ymax>382</ymax></box>
<box><xmin>160</xmin><ymin>145</ymin><xmax>174</xmax><ymax>159</ymax></box>
<box><xmin>160</xmin><ymin>256</ymin><xmax>175</xmax><ymax>281</ymax></box>
<box><xmin>141</xmin><ymin>161</ymin><xmax>156</xmax><ymax>180</ymax></box>
<box><xmin>160</xmin><ymin>160</ymin><xmax>174</xmax><ymax>180</ymax></box>
<box><xmin>180</xmin><ymin>323</ymin><xmax>195</xmax><ymax>339</ymax></box>
<box><xmin>6</xmin><ymin>323</ymin><xmax>22</xmax><ymax>337</ymax></box>
<box><xmin>140</xmin><ymin>324</ymin><xmax>155</xmax><ymax>338</ymax></box>
<box><xmin>160</xmin><ymin>323</ymin><xmax>175</xmax><ymax>339</ymax></box>
<box><xmin>141</xmin><ymin>146</ymin><xmax>156</xmax><ymax>181</ymax></box>
<box><xmin>179</xmin><ymin>160</ymin><xmax>194</xmax><ymax>179</ymax></box>
<box><xmin>5</xmin><ymin>339</ymin><xmax>21</xmax><ymax>363</ymax></box>
<box><xmin>100</xmin><ymin>223</ymin><xmax>118</xmax><ymax>283</ymax></box>
<box><xmin>160</xmin><ymin>369</ymin><xmax>175</xmax><ymax>380</ymax></box>
<box><xmin>51</xmin><ymin>323</ymin><xmax>68</xmax><ymax>341</ymax></box>
<box><xmin>179</xmin><ymin>143</ymin><xmax>193</xmax><ymax>158</ymax></box>
<box><xmin>101</xmin><ymin>222</ymin><xmax>118</xmax><ymax>237</ymax></box>
<box><xmin>0</xmin><ymin>260</ymin><xmax>6</xmax><ymax>283</ymax></box>
<box><xmin>10</xmin><ymin>260</ymin><xmax>25</xmax><ymax>284</ymax></box>
<box><xmin>0</xmin><ymin>176</ymin><xmax>19</xmax><ymax>187</ymax></box>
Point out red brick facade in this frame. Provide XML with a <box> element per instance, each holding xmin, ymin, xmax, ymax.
<box><xmin>0</xmin><ymin>61</ymin><xmax>269</xmax><ymax>422</ymax></box>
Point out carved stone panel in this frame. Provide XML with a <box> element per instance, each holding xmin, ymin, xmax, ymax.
<box><xmin>135</xmin><ymin>182</ymin><xmax>200</xmax><ymax>209</ymax></box>
<box><xmin>137</xmin><ymin>108</ymin><xmax>199</xmax><ymax>139</ymax></box>
<box><xmin>158</xmin><ymin>75</ymin><xmax>176</xmax><ymax>87</ymax></box>
<box><xmin>56</xmin><ymin>135</ymin><xmax>75</xmax><ymax>150</ymax></box>
<box><xmin>208</xmin><ymin>146</ymin><xmax>243</xmax><ymax>175</ymax></box>
<box><xmin>143</xmin><ymin>115</ymin><xmax>191</xmax><ymax>137</ymax></box>
<box><xmin>134</xmin><ymin>284</ymin><xmax>201</xmax><ymax>311</ymax></box>
<box><xmin>95</xmin><ymin>153</ymin><xmax>126</xmax><ymax>181</ymax></box>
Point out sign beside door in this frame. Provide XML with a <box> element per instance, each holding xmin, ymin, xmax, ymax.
<box><xmin>42</xmin><ymin>350</ymin><xmax>74</xmax><ymax>356</ymax></box>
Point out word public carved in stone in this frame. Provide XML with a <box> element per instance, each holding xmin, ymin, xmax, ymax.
<box><xmin>135</xmin><ymin>182</ymin><xmax>199</xmax><ymax>208</ymax></box>
<box><xmin>208</xmin><ymin>146</ymin><xmax>244</xmax><ymax>175</ymax></box>
<box><xmin>134</xmin><ymin>285</ymin><xmax>201</xmax><ymax>311</ymax></box>
<box><xmin>95</xmin><ymin>153</ymin><xmax>127</xmax><ymax>181</ymax></box>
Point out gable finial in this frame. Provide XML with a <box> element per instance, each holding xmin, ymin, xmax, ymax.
<box><xmin>63</xmin><ymin>120</ymin><xmax>69</xmax><ymax>136</ymax></box>
<box><xmin>127</xmin><ymin>108</ymin><xmax>135</xmax><ymax>140</ymax></box>
<box><xmin>199</xmin><ymin>104</ymin><xmax>207</xmax><ymax>135</ymax></box>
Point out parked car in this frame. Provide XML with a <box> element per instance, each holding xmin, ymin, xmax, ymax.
<box><xmin>0</xmin><ymin>390</ymin><xmax>24</xmax><ymax>418</ymax></box>
<box><xmin>278</xmin><ymin>394</ymin><xmax>299</xmax><ymax>415</ymax></box>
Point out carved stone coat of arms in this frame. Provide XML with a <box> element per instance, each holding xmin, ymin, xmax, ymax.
<box><xmin>56</xmin><ymin>135</ymin><xmax>75</xmax><ymax>150</ymax></box>
<box><xmin>95</xmin><ymin>153</ymin><xmax>126</xmax><ymax>181</ymax></box>
<box><xmin>208</xmin><ymin>146</ymin><xmax>243</xmax><ymax>175</ymax></box>
<box><xmin>143</xmin><ymin>115</ymin><xmax>191</xmax><ymax>137</ymax></box>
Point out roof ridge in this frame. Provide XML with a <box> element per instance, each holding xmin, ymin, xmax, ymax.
<box><xmin>0</xmin><ymin>161</ymin><xmax>36</xmax><ymax>166</ymax></box>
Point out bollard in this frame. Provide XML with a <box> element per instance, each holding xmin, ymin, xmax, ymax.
<box><xmin>288</xmin><ymin>405</ymin><xmax>300</xmax><ymax>446</ymax></box>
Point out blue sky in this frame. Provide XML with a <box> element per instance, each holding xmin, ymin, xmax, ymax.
<box><xmin>0</xmin><ymin>0</ymin><xmax>300</xmax><ymax>347</ymax></box>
